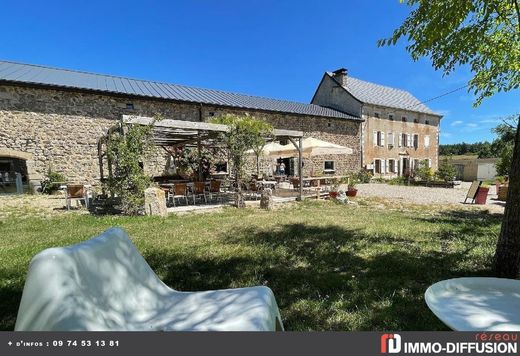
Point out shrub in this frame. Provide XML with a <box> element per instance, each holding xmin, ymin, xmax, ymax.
<box><xmin>436</xmin><ymin>156</ymin><xmax>457</xmax><ymax>182</ymax></box>
<box><xmin>104</xmin><ymin>123</ymin><xmax>155</xmax><ymax>215</ymax></box>
<box><xmin>40</xmin><ymin>167</ymin><xmax>66</xmax><ymax>194</ymax></box>
<box><xmin>415</xmin><ymin>160</ymin><xmax>434</xmax><ymax>181</ymax></box>
<box><xmin>355</xmin><ymin>169</ymin><xmax>372</xmax><ymax>183</ymax></box>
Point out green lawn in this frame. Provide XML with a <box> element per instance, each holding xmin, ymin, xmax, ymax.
<box><xmin>0</xmin><ymin>200</ymin><xmax>502</xmax><ymax>331</ymax></box>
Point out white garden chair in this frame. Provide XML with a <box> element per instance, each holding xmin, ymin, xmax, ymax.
<box><xmin>425</xmin><ymin>277</ymin><xmax>520</xmax><ymax>331</ymax></box>
<box><xmin>15</xmin><ymin>227</ymin><xmax>284</xmax><ymax>331</ymax></box>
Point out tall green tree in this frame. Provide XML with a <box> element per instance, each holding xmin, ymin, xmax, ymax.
<box><xmin>380</xmin><ymin>0</ymin><xmax>520</xmax><ymax>277</ymax></box>
<box><xmin>211</xmin><ymin>115</ymin><xmax>273</xmax><ymax>208</ymax></box>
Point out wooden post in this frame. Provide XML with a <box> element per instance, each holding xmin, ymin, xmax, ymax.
<box><xmin>298</xmin><ymin>137</ymin><xmax>303</xmax><ymax>201</ymax></box>
<box><xmin>197</xmin><ymin>134</ymin><xmax>203</xmax><ymax>182</ymax></box>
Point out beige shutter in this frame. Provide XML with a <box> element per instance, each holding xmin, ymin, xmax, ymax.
<box><xmin>398</xmin><ymin>133</ymin><xmax>402</xmax><ymax>147</ymax></box>
<box><xmin>373</xmin><ymin>131</ymin><xmax>378</xmax><ymax>146</ymax></box>
<box><xmin>381</xmin><ymin>131</ymin><xmax>385</xmax><ymax>146</ymax></box>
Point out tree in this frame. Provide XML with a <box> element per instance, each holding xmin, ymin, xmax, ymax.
<box><xmin>105</xmin><ymin>123</ymin><xmax>155</xmax><ymax>215</ymax></box>
<box><xmin>436</xmin><ymin>156</ymin><xmax>458</xmax><ymax>182</ymax></box>
<box><xmin>415</xmin><ymin>159</ymin><xmax>435</xmax><ymax>181</ymax></box>
<box><xmin>210</xmin><ymin>115</ymin><xmax>273</xmax><ymax>208</ymax></box>
<box><xmin>380</xmin><ymin>0</ymin><xmax>520</xmax><ymax>277</ymax></box>
<box><xmin>491</xmin><ymin>117</ymin><xmax>518</xmax><ymax>175</ymax></box>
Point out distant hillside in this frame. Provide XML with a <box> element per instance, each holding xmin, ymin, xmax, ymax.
<box><xmin>439</xmin><ymin>141</ymin><xmax>494</xmax><ymax>157</ymax></box>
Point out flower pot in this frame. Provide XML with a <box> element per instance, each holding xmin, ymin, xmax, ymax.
<box><xmin>346</xmin><ymin>188</ymin><xmax>358</xmax><ymax>197</ymax></box>
<box><xmin>475</xmin><ymin>187</ymin><xmax>489</xmax><ymax>205</ymax></box>
<box><xmin>329</xmin><ymin>191</ymin><xmax>338</xmax><ymax>199</ymax></box>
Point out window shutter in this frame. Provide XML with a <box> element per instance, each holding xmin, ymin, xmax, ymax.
<box><xmin>428</xmin><ymin>159</ymin><xmax>432</xmax><ymax>168</ymax></box>
<box><xmin>424</xmin><ymin>135</ymin><xmax>430</xmax><ymax>148</ymax></box>
<box><xmin>381</xmin><ymin>159</ymin><xmax>385</xmax><ymax>173</ymax></box>
<box><xmin>407</xmin><ymin>134</ymin><xmax>412</xmax><ymax>147</ymax></box>
<box><xmin>398</xmin><ymin>133</ymin><xmax>402</xmax><ymax>147</ymax></box>
<box><xmin>380</xmin><ymin>131</ymin><xmax>385</xmax><ymax>146</ymax></box>
<box><xmin>373</xmin><ymin>131</ymin><xmax>378</xmax><ymax>146</ymax></box>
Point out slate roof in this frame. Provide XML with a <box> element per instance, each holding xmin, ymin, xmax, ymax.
<box><xmin>327</xmin><ymin>72</ymin><xmax>440</xmax><ymax>116</ymax></box>
<box><xmin>0</xmin><ymin>60</ymin><xmax>361</xmax><ymax>121</ymax></box>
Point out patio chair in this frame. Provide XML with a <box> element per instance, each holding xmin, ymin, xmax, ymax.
<box><xmin>425</xmin><ymin>278</ymin><xmax>520</xmax><ymax>331</ymax></box>
<box><xmin>191</xmin><ymin>181</ymin><xmax>208</xmax><ymax>204</ymax></box>
<box><xmin>65</xmin><ymin>184</ymin><xmax>89</xmax><ymax>210</ymax></box>
<box><xmin>15</xmin><ymin>227</ymin><xmax>284</xmax><ymax>331</ymax></box>
<box><xmin>290</xmin><ymin>177</ymin><xmax>300</xmax><ymax>191</ymax></box>
<box><xmin>464</xmin><ymin>180</ymin><xmax>482</xmax><ymax>204</ymax></box>
<box><xmin>209</xmin><ymin>180</ymin><xmax>223</xmax><ymax>202</ymax></box>
<box><xmin>172</xmin><ymin>183</ymin><xmax>189</xmax><ymax>207</ymax></box>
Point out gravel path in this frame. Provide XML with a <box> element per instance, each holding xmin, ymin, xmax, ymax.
<box><xmin>356</xmin><ymin>182</ymin><xmax>505</xmax><ymax>213</ymax></box>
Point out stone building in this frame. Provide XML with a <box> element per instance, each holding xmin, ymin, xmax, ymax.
<box><xmin>311</xmin><ymin>68</ymin><xmax>442</xmax><ymax>177</ymax></box>
<box><xmin>0</xmin><ymin>61</ymin><xmax>363</xmax><ymax>190</ymax></box>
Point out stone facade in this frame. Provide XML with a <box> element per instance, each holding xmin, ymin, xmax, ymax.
<box><xmin>362</xmin><ymin>105</ymin><xmax>440</xmax><ymax>177</ymax></box>
<box><xmin>0</xmin><ymin>84</ymin><xmax>362</xmax><ymax>187</ymax></box>
<box><xmin>311</xmin><ymin>72</ymin><xmax>441</xmax><ymax>178</ymax></box>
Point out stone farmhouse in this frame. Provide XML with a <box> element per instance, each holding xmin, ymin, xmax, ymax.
<box><xmin>0</xmin><ymin>61</ymin><xmax>362</xmax><ymax>190</ymax></box>
<box><xmin>312</xmin><ymin>68</ymin><xmax>442</xmax><ymax>177</ymax></box>
<box><xmin>0</xmin><ymin>61</ymin><xmax>441</xmax><ymax>191</ymax></box>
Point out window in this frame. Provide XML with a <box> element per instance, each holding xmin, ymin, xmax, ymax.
<box><xmin>413</xmin><ymin>134</ymin><xmax>419</xmax><ymax>149</ymax></box>
<box><xmin>401</xmin><ymin>133</ymin><xmax>407</xmax><ymax>147</ymax></box>
<box><xmin>424</xmin><ymin>135</ymin><xmax>430</xmax><ymax>148</ymax></box>
<box><xmin>389</xmin><ymin>114</ymin><xmax>394</xmax><ymax>121</ymax></box>
<box><xmin>215</xmin><ymin>161</ymin><xmax>228</xmax><ymax>173</ymax></box>
<box><xmin>414</xmin><ymin>118</ymin><xmax>419</xmax><ymax>123</ymax></box>
<box><xmin>324</xmin><ymin>161</ymin><xmax>335</xmax><ymax>172</ymax></box>
<box><xmin>374</xmin><ymin>159</ymin><xmax>381</xmax><ymax>174</ymax></box>
<box><xmin>374</xmin><ymin>112</ymin><xmax>380</xmax><ymax>118</ymax></box>
<box><xmin>387</xmin><ymin>132</ymin><xmax>394</xmax><ymax>147</ymax></box>
<box><xmin>327</xmin><ymin>121</ymin><xmax>332</xmax><ymax>128</ymax></box>
<box><xmin>374</xmin><ymin>131</ymin><xmax>385</xmax><ymax>147</ymax></box>
<box><xmin>208</xmin><ymin>112</ymin><xmax>215</xmax><ymax>117</ymax></box>
<box><xmin>389</xmin><ymin>159</ymin><xmax>396</xmax><ymax>173</ymax></box>
<box><xmin>425</xmin><ymin>120</ymin><xmax>430</xmax><ymax>125</ymax></box>
<box><xmin>402</xmin><ymin>116</ymin><xmax>407</xmax><ymax>122</ymax></box>
<box><xmin>407</xmin><ymin>134</ymin><xmax>413</xmax><ymax>148</ymax></box>
<box><xmin>126</xmin><ymin>103</ymin><xmax>134</xmax><ymax>110</ymax></box>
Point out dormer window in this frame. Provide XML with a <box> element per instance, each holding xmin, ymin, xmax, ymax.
<box><xmin>425</xmin><ymin>120</ymin><xmax>430</xmax><ymax>125</ymax></box>
<box><xmin>126</xmin><ymin>103</ymin><xmax>135</xmax><ymax>110</ymax></box>
<box><xmin>402</xmin><ymin>116</ymin><xmax>407</xmax><ymax>122</ymax></box>
<box><xmin>374</xmin><ymin>112</ymin><xmax>380</xmax><ymax>118</ymax></box>
<box><xmin>389</xmin><ymin>114</ymin><xmax>394</xmax><ymax>121</ymax></box>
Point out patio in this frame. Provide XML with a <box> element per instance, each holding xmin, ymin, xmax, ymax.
<box><xmin>97</xmin><ymin>115</ymin><xmax>354</xmax><ymax>211</ymax></box>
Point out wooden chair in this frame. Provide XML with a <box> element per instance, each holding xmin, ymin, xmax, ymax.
<box><xmin>209</xmin><ymin>180</ymin><xmax>223</xmax><ymax>202</ymax></box>
<box><xmin>290</xmin><ymin>178</ymin><xmax>300</xmax><ymax>191</ymax></box>
<box><xmin>65</xmin><ymin>184</ymin><xmax>89</xmax><ymax>210</ymax></box>
<box><xmin>192</xmin><ymin>182</ymin><xmax>208</xmax><ymax>204</ymax></box>
<box><xmin>464</xmin><ymin>181</ymin><xmax>482</xmax><ymax>204</ymax></box>
<box><xmin>172</xmin><ymin>183</ymin><xmax>188</xmax><ymax>207</ymax></box>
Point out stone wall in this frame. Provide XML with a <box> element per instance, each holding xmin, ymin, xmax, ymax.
<box><xmin>361</xmin><ymin>104</ymin><xmax>441</xmax><ymax>176</ymax></box>
<box><xmin>0</xmin><ymin>84</ymin><xmax>362</xmax><ymax>186</ymax></box>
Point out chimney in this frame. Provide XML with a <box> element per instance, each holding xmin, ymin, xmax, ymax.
<box><xmin>332</xmin><ymin>68</ymin><xmax>348</xmax><ymax>87</ymax></box>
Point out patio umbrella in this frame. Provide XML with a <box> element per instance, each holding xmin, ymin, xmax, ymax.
<box><xmin>247</xmin><ymin>137</ymin><xmax>352</xmax><ymax>158</ymax></box>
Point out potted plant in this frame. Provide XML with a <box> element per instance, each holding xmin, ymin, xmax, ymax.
<box><xmin>475</xmin><ymin>184</ymin><xmax>490</xmax><ymax>205</ymax></box>
<box><xmin>329</xmin><ymin>180</ymin><xmax>340</xmax><ymax>199</ymax></box>
<box><xmin>347</xmin><ymin>176</ymin><xmax>359</xmax><ymax>197</ymax></box>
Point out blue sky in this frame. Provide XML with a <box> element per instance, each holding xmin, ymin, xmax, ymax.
<box><xmin>1</xmin><ymin>0</ymin><xmax>518</xmax><ymax>144</ymax></box>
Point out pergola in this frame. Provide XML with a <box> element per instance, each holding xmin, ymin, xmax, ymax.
<box><xmin>98</xmin><ymin>115</ymin><xmax>305</xmax><ymax>200</ymax></box>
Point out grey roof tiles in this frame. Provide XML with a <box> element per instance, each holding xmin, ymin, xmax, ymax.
<box><xmin>0</xmin><ymin>60</ymin><xmax>361</xmax><ymax>121</ymax></box>
<box><xmin>327</xmin><ymin>72</ymin><xmax>440</xmax><ymax>116</ymax></box>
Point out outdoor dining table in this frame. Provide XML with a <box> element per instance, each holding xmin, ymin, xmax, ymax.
<box><xmin>257</xmin><ymin>180</ymin><xmax>277</xmax><ymax>189</ymax></box>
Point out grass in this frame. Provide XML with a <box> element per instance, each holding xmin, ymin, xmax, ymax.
<box><xmin>0</xmin><ymin>200</ymin><xmax>502</xmax><ymax>331</ymax></box>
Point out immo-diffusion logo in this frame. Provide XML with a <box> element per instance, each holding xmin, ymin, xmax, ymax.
<box><xmin>380</xmin><ymin>332</ymin><xmax>518</xmax><ymax>354</ymax></box>
<box><xmin>381</xmin><ymin>334</ymin><xmax>401</xmax><ymax>354</ymax></box>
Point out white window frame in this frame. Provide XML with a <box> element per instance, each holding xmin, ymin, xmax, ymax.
<box><xmin>424</xmin><ymin>135</ymin><xmax>430</xmax><ymax>148</ymax></box>
<box><xmin>413</xmin><ymin>134</ymin><xmax>419</xmax><ymax>149</ymax></box>
<box><xmin>388</xmin><ymin>132</ymin><xmax>394</xmax><ymax>148</ymax></box>
<box><xmin>323</xmin><ymin>160</ymin><xmax>335</xmax><ymax>173</ymax></box>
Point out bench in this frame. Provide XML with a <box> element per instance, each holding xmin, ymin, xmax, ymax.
<box><xmin>15</xmin><ymin>227</ymin><xmax>284</xmax><ymax>331</ymax></box>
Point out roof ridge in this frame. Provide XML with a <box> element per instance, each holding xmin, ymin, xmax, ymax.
<box><xmin>0</xmin><ymin>59</ymin><xmax>323</xmax><ymax>109</ymax></box>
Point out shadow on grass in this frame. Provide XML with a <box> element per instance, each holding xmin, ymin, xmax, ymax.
<box><xmin>1</xmin><ymin>209</ymin><xmax>500</xmax><ymax>331</ymax></box>
<box><xmin>145</xmin><ymin>220</ymin><xmax>497</xmax><ymax>331</ymax></box>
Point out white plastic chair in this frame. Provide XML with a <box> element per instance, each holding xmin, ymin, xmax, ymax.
<box><xmin>425</xmin><ymin>277</ymin><xmax>520</xmax><ymax>331</ymax></box>
<box><xmin>15</xmin><ymin>227</ymin><xmax>284</xmax><ymax>331</ymax></box>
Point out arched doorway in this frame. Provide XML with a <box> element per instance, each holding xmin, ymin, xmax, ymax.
<box><xmin>0</xmin><ymin>149</ymin><xmax>35</xmax><ymax>194</ymax></box>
